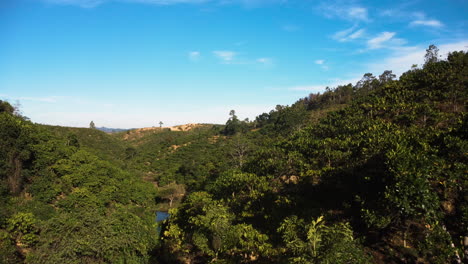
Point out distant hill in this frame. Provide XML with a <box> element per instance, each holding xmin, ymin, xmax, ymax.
<box><xmin>96</xmin><ymin>126</ymin><xmax>131</xmax><ymax>133</ymax></box>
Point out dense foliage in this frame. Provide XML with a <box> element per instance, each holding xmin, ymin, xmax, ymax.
<box><xmin>158</xmin><ymin>49</ymin><xmax>467</xmax><ymax>263</ymax></box>
<box><xmin>0</xmin><ymin>47</ymin><xmax>466</xmax><ymax>263</ymax></box>
<box><xmin>0</xmin><ymin>103</ymin><xmax>158</xmax><ymax>263</ymax></box>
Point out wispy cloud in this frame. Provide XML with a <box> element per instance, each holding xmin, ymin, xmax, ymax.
<box><xmin>288</xmin><ymin>85</ymin><xmax>325</xmax><ymax>92</ymax></box>
<box><xmin>380</xmin><ymin>9</ymin><xmax>444</xmax><ymax>28</ymax></box>
<box><xmin>188</xmin><ymin>51</ymin><xmax>201</xmax><ymax>61</ymax></box>
<box><xmin>380</xmin><ymin>9</ymin><xmax>415</xmax><ymax>19</ymax></box>
<box><xmin>16</xmin><ymin>96</ymin><xmax>64</xmax><ymax>103</ymax></box>
<box><xmin>212</xmin><ymin>51</ymin><xmax>274</xmax><ymax>66</ymax></box>
<box><xmin>286</xmin><ymin>77</ymin><xmax>360</xmax><ymax>93</ymax></box>
<box><xmin>348</xmin><ymin>29</ymin><xmax>365</xmax><ymax>40</ymax></box>
<box><xmin>333</xmin><ymin>26</ymin><xmax>355</xmax><ymax>40</ymax></box>
<box><xmin>366</xmin><ymin>31</ymin><xmax>406</xmax><ymax>50</ymax></box>
<box><xmin>43</xmin><ymin>0</ymin><xmax>107</xmax><ymax>8</ymax></box>
<box><xmin>256</xmin><ymin>57</ymin><xmax>273</xmax><ymax>65</ymax></box>
<box><xmin>333</xmin><ymin>26</ymin><xmax>365</xmax><ymax>42</ymax></box>
<box><xmin>42</xmin><ymin>0</ymin><xmax>214</xmax><ymax>8</ymax></box>
<box><xmin>319</xmin><ymin>1</ymin><xmax>370</xmax><ymax>22</ymax></box>
<box><xmin>281</xmin><ymin>24</ymin><xmax>300</xmax><ymax>32</ymax></box>
<box><xmin>42</xmin><ymin>0</ymin><xmax>286</xmax><ymax>8</ymax></box>
<box><xmin>348</xmin><ymin>7</ymin><xmax>368</xmax><ymax>21</ymax></box>
<box><xmin>234</xmin><ymin>41</ymin><xmax>248</xmax><ymax>46</ymax></box>
<box><xmin>333</xmin><ymin>26</ymin><xmax>406</xmax><ymax>52</ymax></box>
<box><xmin>410</xmin><ymin>19</ymin><xmax>444</xmax><ymax>28</ymax></box>
<box><xmin>314</xmin><ymin>59</ymin><xmax>329</xmax><ymax>70</ymax></box>
<box><xmin>129</xmin><ymin>0</ymin><xmax>211</xmax><ymax>4</ymax></box>
<box><xmin>213</xmin><ymin>50</ymin><xmax>236</xmax><ymax>63</ymax></box>
<box><xmin>367</xmin><ymin>32</ymin><xmax>395</xmax><ymax>49</ymax></box>
<box><xmin>408</xmin><ymin>11</ymin><xmax>444</xmax><ymax>28</ymax></box>
<box><xmin>366</xmin><ymin>40</ymin><xmax>468</xmax><ymax>77</ymax></box>
<box><xmin>380</xmin><ymin>8</ymin><xmax>426</xmax><ymax>20</ymax></box>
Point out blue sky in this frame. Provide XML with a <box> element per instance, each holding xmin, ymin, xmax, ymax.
<box><xmin>1</xmin><ymin>0</ymin><xmax>467</xmax><ymax>128</ymax></box>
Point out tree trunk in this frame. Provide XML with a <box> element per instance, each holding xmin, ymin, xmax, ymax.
<box><xmin>169</xmin><ymin>196</ymin><xmax>174</xmax><ymax>208</ymax></box>
<box><xmin>8</xmin><ymin>155</ymin><xmax>22</xmax><ymax>194</ymax></box>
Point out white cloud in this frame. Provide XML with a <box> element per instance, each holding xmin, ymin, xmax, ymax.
<box><xmin>288</xmin><ymin>85</ymin><xmax>325</xmax><ymax>92</ymax></box>
<box><xmin>44</xmin><ymin>0</ymin><xmax>107</xmax><ymax>8</ymax></box>
<box><xmin>7</xmin><ymin>96</ymin><xmax>65</xmax><ymax>103</ymax></box>
<box><xmin>381</xmin><ymin>9</ymin><xmax>421</xmax><ymax>19</ymax></box>
<box><xmin>128</xmin><ymin>0</ymin><xmax>210</xmax><ymax>4</ymax></box>
<box><xmin>367</xmin><ymin>32</ymin><xmax>396</xmax><ymax>49</ymax></box>
<box><xmin>256</xmin><ymin>57</ymin><xmax>273</xmax><ymax>65</ymax></box>
<box><xmin>380</xmin><ymin>9</ymin><xmax>444</xmax><ymax>28</ymax></box>
<box><xmin>348</xmin><ymin>7</ymin><xmax>368</xmax><ymax>21</ymax></box>
<box><xmin>412</xmin><ymin>11</ymin><xmax>426</xmax><ymax>20</ymax></box>
<box><xmin>212</xmin><ymin>51</ymin><xmax>273</xmax><ymax>66</ymax></box>
<box><xmin>282</xmin><ymin>24</ymin><xmax>300</xmax><ymax>32</ymax></box>
<box><xmin>42</xmin><ymin>0</ymin><xmax>213</xmax><ymax>8</ymax></box>
<box><xmin>407</xmin><ymin>12</ymin><xmax>444</xmax><ymax>28</ymax></box>
<box><xmin>18</xmin><ymin>97</ymin><xmax>59</xmax><ymax>103</ymax></box>
<box><xmin>410</xmin><ymin>19</ymin><xmax>444</xmax><ymax>28</ymax></box>
<box><xmin>188</xmin><ymin>51</ymin><xmax>200</xmax><ymax>61</ymax></box>
<box><xmin>42</xmin><ymin>0</ymin><xmax>286</xmax><ymax>8</ymax></box>
<box><xmin>333</xmin><ymin>26</ymin><xmax>355</xmax><ymax>40</ymax></box>
<box><xmin>380</xmin><ymin>8</ymin><xmax>427</xmax><ymax>20</ymax></box>
<box><xmin>286</xmin><ymin>77</ymin><xmax>360</xmax><ymax>93</ymax></box>
<box><xmin>348</xmin><ymin>29</ymin><xmax>365</xmax><ymax>39</ymax></box>
<box><xmin>213</xmin><ymin>50</ymin><xmax>236</xmax><ymax>63</ymax></box>
<box><xmin>319</xmin><ymin>2</ymin><xmax>370</xmax><ymax>22</ymax></box>
<box><xmin>314</xmin><ymin>59</ymin><xmax>329</xmax><ymax>70</ymax></box>
<box><xmin>380</xmin><ymin>9</ymin><xmax>397</xmax><ymax>17</ymax></box>
<box><xmin>332</xmin><ymin>26</ymin><xmax>365</xmax><ymax>42</ymax></box>
<box><xmin>234</xmin><ymin>41</ymin><xmax>247</xmax><ymax>46</ymax></box>
<box><xmin>366</xmin><ymin>40</ymin><xmax>468</xmax><ymax>77</ymax></box>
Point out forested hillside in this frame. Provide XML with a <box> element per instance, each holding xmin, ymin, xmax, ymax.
<box><xmin>0</xmin><ymin>47</ymin><xmax>467</xmax><ymax>263</ymax></box>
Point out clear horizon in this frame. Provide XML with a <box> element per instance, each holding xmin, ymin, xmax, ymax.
<box><xmin>1</xmin><ymin>0</ymin><xmax>467</xmax><ymax>128</ymax></box>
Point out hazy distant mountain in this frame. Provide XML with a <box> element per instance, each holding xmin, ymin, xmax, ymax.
<box><xmin>96</xmin><ymin>127</ymin><xmax>131</xmax><ymax>133</ymax></box>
